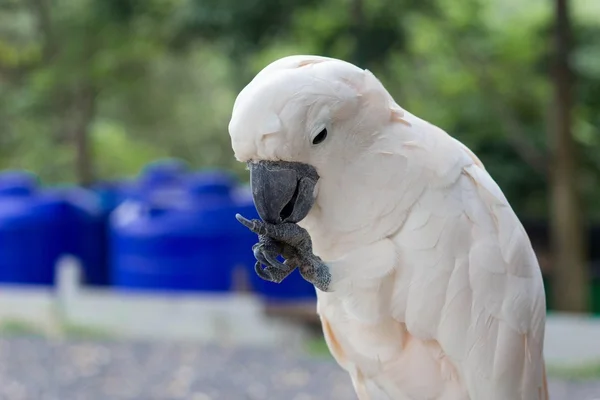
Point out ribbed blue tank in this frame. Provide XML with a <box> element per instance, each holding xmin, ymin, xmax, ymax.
<box><xmin>0</xmin><ymin>171</ymin><xmax>65</xmax><ymax>285</ymax></box>
<box><xmin>136</xmin><ymin>159</ymin><xmax>190</xmax><ymax>209</ymax></box>
<box><xmin>59</xmin><ymin>186</ymin><xmax>109</xmax><ymax>286</ymax></box>
<box><xmin>109</xmin><ymin>169</ymin><xmax>239</xmax><ymax>292</ymax></box>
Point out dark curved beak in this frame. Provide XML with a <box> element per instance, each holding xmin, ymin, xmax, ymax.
<box><xmin>249</xmin><ymin>161</ymin><xmax>319</xmax><ymax>224</ymax></box>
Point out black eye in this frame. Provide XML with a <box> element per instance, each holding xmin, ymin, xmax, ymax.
<box><xmin>312</xmin><ymin>128</ymin><xmax>328</xmax><ymax>145</ymax></box>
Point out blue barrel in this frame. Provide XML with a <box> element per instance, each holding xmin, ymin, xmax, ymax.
<box><xmin>91</xmin><ymin>179</ymin><xmax>137</xmax><ymax>214</ymax></box>
<box><xmin>231</xmin><ymin>185</ymin><xmax>317</xmax><ymax>302</ymax></box>
<box><xmin>0</xmin><ymin>171</ymin><xmax>66</xmax><ymax>285</ymax></box>
<box><xmin>110</xmin><ymin>169</ymin><xmax>239</xmax><ymax>292</ymax></box>
<box><xmin>59</xmin><ymin>187</ymin><xmax>109</xmax><ymax>286</ymax></box>
<box><xmin>140</xmin><ymin>158</ymin><xmax>189</xmax><ymax>188</ymax></box>
<box><xmin>181</xmin><ymin>169</ymin><xmax>234</xmax><ymax>200</ymax></box>
<box><xmin>0</xmin><ymin>171</ymin><xmax>37</xmax><ymax>195</ymax></box>
<box><xmin>137</xmin><ymin>159</ymin><xmax>189</xmax><ymax>207</ymax></box>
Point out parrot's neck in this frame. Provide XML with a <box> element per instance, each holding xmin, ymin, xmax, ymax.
<box><xmin>299</xmin><ymin>180</ymin><xmax>416</xmax><ymax>262</ymax></box>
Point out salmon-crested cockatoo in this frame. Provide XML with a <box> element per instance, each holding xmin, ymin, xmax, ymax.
<box><xmin>231</xmin><ymin>55</ymin><xmax>548</xmax><ymax>400</ymax></box>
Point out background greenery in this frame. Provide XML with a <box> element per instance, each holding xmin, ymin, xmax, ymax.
<box><xmin>0</xmin><ymin>0</ymin><xmax>598</xmax><ymax>311</ymax></box>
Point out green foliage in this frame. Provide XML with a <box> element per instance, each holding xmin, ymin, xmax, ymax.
<box><xmin>60</xmin><ymin>322</ymin><xmax>116</xmax><ymax>340</ymax></box>
<box><xmin>548</xmin><ymin>360</ymin><xmax>600</xmax><ymax>380</ymax></box>
<box><xmin>305</xmin><ymin>336</ymin><xmax>333</xmax><ymax>358</ymax></box>
<box><xmin>0</xmin><ymin>319</ymin><xmax>45</xmax><ymax>337</ymax></box>
<box><xmin>90</xmin><ymin>119</ymin><xmax>163</xmax><ymax>180</ymax></box>
<box><xmin>0</xmin><ymin>0</ymin><xmax>598</xmax><ymax>215</ymax></box>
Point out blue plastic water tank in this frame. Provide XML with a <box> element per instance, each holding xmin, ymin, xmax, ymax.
<box><xmin>140</xmin><ymin>158</ymin><xmax>188</xmax><ymax>188</ymax></box>
<box><xmin>136</xmin><ymin>159</ymin><xmax>189</xmax><ymax>209</ymax></box>
<box><xmin>0</xmin><ymin>171</ymin><xmax>66</xmax><ymax>285</ymax></box>
<box><xmin>59</xmin><ymin>186</ymin><xmax>109</xmax><ymax>286</ymax></box>
<box><xmin>0</xmin><ymin>170</ymin><xmax>37</xmax><ymax>195</ymax></box>
<box><xmin>110</xmin><ymin>169</ymin><xmax>239</xmax><ymax>292</ymax></box>
<box><xmin>91</xmin><ymin>179</ymin><xmax>137</xmax><ymax>214</ymax></box>
<box><xmin>231</xmin><ymin>185</ymin><xmax>317</xmax><ymax>302</ymax></box>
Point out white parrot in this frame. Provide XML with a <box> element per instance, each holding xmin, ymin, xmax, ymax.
<box><xmin>229</xmin><ymin>55</ymin><xmax>548</xmax><ymax>400</ymax></box>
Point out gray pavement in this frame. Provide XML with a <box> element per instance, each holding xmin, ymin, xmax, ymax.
<box><xmin>0</xmin><ymin>337</ymin><xmax>598</xmax><ymax>400</ymax></box>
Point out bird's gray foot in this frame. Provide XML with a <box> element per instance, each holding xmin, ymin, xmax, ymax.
<box><xmin>237</xmin><ymin>214</ymin><xmax>331</xmax><ymax>291</ymax></box>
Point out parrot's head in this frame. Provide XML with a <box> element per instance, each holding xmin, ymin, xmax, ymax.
<box><xmin>229</xmin><ymin>55</ymin><xmax>408</xmax><ymax>244</ymax></box>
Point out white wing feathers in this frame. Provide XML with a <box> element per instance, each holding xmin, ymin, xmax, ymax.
<box><xmin>390</xmin><ymin>122</ymin><xmax>547</xmax><ymax>399</ymax></box>
<box><xmin>318</xmin><ymin>116</ymin><xmax>547</xmax><ymax>399</ymax></box>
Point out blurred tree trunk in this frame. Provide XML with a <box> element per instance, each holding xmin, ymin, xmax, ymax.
<box><xmin>350</xmin><ymin>0</ymin><xmax>365</xmax><ymax>67</ymax></box>
<box><xmin>70</xmin><ymin>84</ymin><xmax>97</xmax><ymax>186</ymax></box>
<box><xmin>549</xmin><ymin>0</ymin><xmax>588</xmax><ymax>312</ymax></box>
<box><xmin>28</xmin><ymin>0</ymin><xmax>56</xmax><ymax>61</ymax></box>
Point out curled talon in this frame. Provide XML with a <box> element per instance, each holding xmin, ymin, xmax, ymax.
<box><xmin>254</xmin><ymin>261</ymin><xmax>295</xmax><ymax>283</ymax></box>
<box><xmin>283</xmin><ymin>257</ymin><xmax>299</xmax><ymax>269</ymax></box>
<box><xmin>256</xmin><ymin>248</ymin><xmax>288</xmax><ymax>271</ymax></box>
<box><xmin>252</xmin><ymin>242</ymin><xmax>264</xmax><ymax>259</ymax></box>
<box><xmin>262</xmin><ymin>251</ymin><xmax>288</xmax><ymax>270</ymax></box>
<box><xmin>252</xmin><ymin>239</ymin><xmax>287</xmax><ymax>270</ymax></box>
<box><xmin>254</xmin><ymin>261</ymin><xmax>273</xmax><ymax>281</ymax></box>
<box><xmin>254</xmin><ymin>247</ymin><xmax>274</xmax><ymax>270</ymax></box>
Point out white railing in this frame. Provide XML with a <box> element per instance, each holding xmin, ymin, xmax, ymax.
<box><xmin>0</xmin><ymin>256</ymin><xmax>599</xmax><ymax>368</ymax></box>
<box><xmin>0</xmin><ymin>256</ymin><xmax>312</xmax><ymax>348</ymax></box>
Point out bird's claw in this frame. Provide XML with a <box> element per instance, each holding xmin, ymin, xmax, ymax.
<box><xmin>254</xmin><ymin>261</ymin><xmax>295</xmax><ymax>283</ymax></box>
<box><xmin>252</xmin><ymin>238</ymin><xmax>286</xmax><ymax>270</ymax></box>
<box><xmin>251</xmin><ymin>232</ymin><xmax>297</xmax><ymax>283</ymax></box>
<box><xmin>237</xmin><ymin>214</ymin><xmax>332</xmax><ymax>291</ymax></box>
